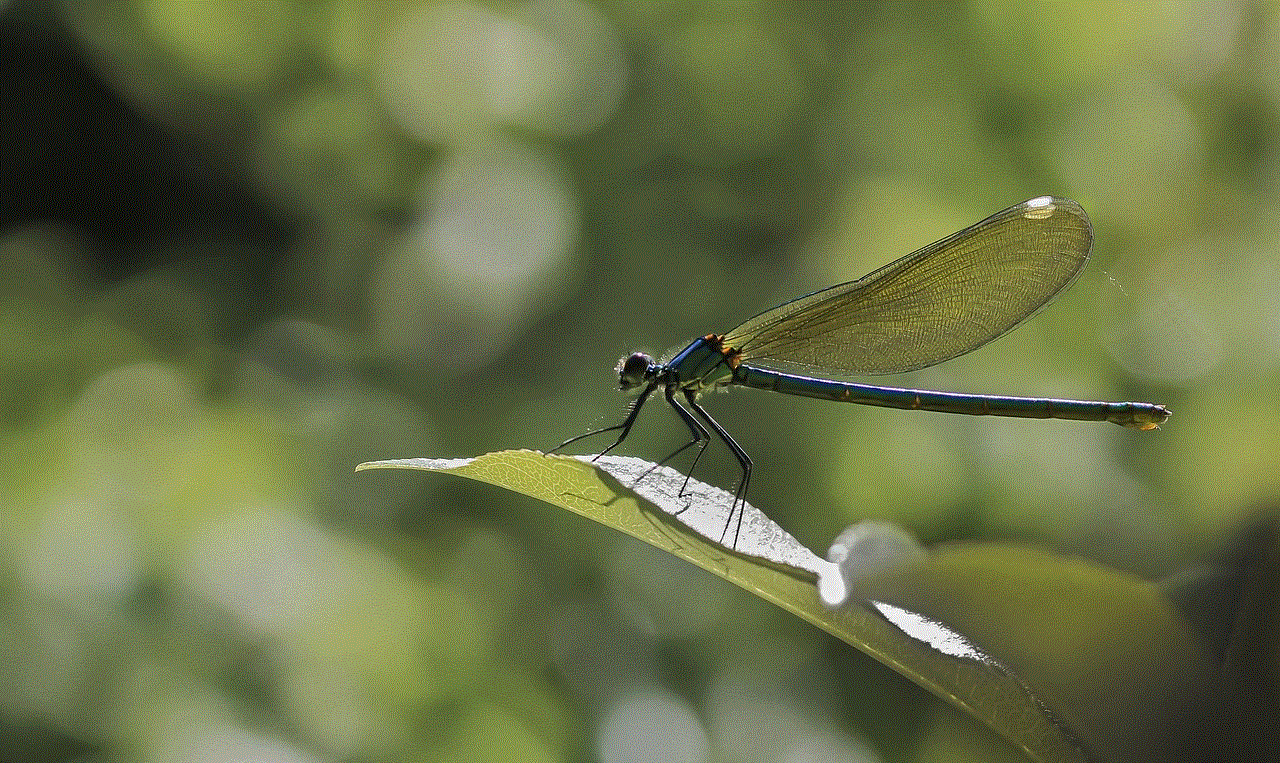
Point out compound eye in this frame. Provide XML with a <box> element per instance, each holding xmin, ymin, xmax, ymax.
<box><xmin>617</xmin><ymin>352</ymin><xmax>653</xmax><ymax>389</ymax></box>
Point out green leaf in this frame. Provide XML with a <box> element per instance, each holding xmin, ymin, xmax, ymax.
<box><xmin>358</xmin><ymin>450</ymin><xmax>1217</xmax><ymax>763</ymax></box>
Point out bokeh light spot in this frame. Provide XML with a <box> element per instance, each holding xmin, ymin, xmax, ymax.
<box><xmin>371</xmin><ymin>139</ymin><xmax>579</xmax><ymax>371</ymax></box>
<box><xmin>597</xmin><ymin>690</ymin><xmax>711</xmax><ymax>763</ymax></box>
<box><xmin>380</xmin><ymin>0</ymin><xmax>626</xmax><ymax>141</ymax></box>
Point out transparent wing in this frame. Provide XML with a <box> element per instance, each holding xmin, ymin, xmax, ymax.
<box><xmin>723</xmin><ymin>197</ymin><xmax>1092</xmax><ymax>375</ymax></box>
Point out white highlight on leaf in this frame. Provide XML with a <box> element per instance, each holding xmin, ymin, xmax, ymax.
<box><xmin>362</xmin><ymin>457</ymin><xmax>474</xmax><ymax>470</ymax></box>
<box><xmin>359</xmin><ymin>453</ymin><xmax>847</xmax><ymax>605</ymax></box>
<box><xmin>816</xmin><ymin>566</ymin><xmax>848</xmax><ymax>608</ymax></box>
<box><xmin>585</xmin><ymin>455</ymin><xmax>835</xmax><ymax>581</ymax></box>
<box><xmin>869</xmin><ymin>601</ymin><xmax>985</xmax><ymax>661</ymax></box>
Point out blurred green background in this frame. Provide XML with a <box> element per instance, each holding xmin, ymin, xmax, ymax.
<box><xmin>2</xmin><ymin>1</ymin><xmax>1277</xmax><ymax>761</ymax></box>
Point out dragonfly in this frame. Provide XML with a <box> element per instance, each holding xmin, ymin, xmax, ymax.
<box><xmin>552</xmin><ymin>196</ymin><xmax>1170</xmax><ymax>546</ymax></box>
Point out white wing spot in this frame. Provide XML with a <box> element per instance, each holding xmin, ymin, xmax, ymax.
<box><xmin>1022</xmin><ymin>196</ymin><xmax>1056</xmax><ymax>220</ymax></box>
